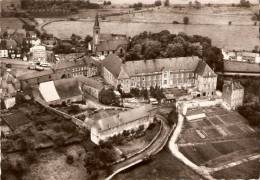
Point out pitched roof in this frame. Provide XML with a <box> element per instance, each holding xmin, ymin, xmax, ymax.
<box><xmin>195</xmin><ymin>60</ymin><xmax>216</xmax><ymax>77</ymax></box>
<box><xmin>6</xmin><ymin>39</ymin><xmax>17</xmax><ymax>49</ymax></box>
<box><xmin>95</xmin><ymin>105</ymin><xmax>154</xmax><ymax>131</ymax></box>
<box><xmin>2</xmin><ymin>111</ymin><xmax>31</xmax><ymax>130</ymax></box>
<box><xmin>54</xmin><ymin>78</ymin><xmax>82</xmax><ymax>100</ymax></box>
<box><xmin>77</xmin><ymin>76</ymin><xmax>103</xmax><ymax>90</ymax></box>
<box><xmin>39</xmin><ymin>81</ymin><xmax>60</xmax><ymax>102</ymax></box>
<box><xmin>102</xmin><ymin>54</ymin><xmax>123</xmax><ymax>78</ymax></box>
<box><xmin>54</xmin><ymin>56</ymin><xmax>99</xmax><ymax>70</ymax></box>
<box><xmin>17</xmin><ymin>69</ymin><xmax>54</xmax><ymax>80</ymax></box>
<box><xmin>122</xmin><ymin>56</ymin><xmax>201</xmax><ymax>77</ymax></box>
<box><xmin>224</xmin><ymin>81</ymin><xmax>244</xmax><ymax>91</ymax></box>
<box><xmin>96</xmin><ymin>39</ymin><xmax>127</xmax><ymax>52</ymax></box>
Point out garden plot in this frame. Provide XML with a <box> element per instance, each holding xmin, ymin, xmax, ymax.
<box><xmin>212</xmin><ymin>159</ymin><xmax>260</xmax><ymax>180</ymax></box>
<box><xmin>180</xmin><ymin>144</ymin><xmax>222</xmax><ymax>165</ymax></box>
<box><xmin>211</xmin><ymin>141</ymin><xmax>245</xmax><ymax>155</ymax></box>
<box><xmin>208</xmin><ymin>117</ymin><xmax>224</xmax><ymax>125</ymax></box>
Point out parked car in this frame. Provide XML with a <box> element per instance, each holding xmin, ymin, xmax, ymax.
<box><xmin>40</xmin><ymin>63</ymin><xmax>50</xmax><ymax>67</ymax></box>
<box><xmin>35</xmin><ymin>65</ymin><xmax>44</xmax><ymax>71</ymax></box>
<box><xmin>149</xmin><ymin>98</ymin><xmax>158</xmax><ymax>105</ymax></box>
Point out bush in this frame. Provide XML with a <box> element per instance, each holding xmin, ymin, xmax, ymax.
<box><xmin>183</xmin><ymin>17</ymin><xmax>189</xmax><ymax>25</ymax></box>
<box><xmin>66</xmin><ymin>154</ymin><xmax>74</xmax><ymax>164</ymax></box>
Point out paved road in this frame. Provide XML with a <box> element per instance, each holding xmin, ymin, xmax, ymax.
<box><xmin>106</xmin><ymin>110</ymin><xmax>173</xmax><ymax>180</ymax></box>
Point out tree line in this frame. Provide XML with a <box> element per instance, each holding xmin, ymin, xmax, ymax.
<box><xmin>125</xmin><ymin>30</ymin><xmax>223</xmax><ymax>72</ymax></box>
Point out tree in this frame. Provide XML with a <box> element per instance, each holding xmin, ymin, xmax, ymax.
<box><xmin>84</xmin><ymin>35</ymin><xmax>93</xmax><ymax>47</ymax></box>
<box><xmin>154</xmin><ymin>0</ymin><xmax>162</xmax><ymax>6</ymax></box>
<box><xmin>194</xmin><ymin>0</ymin><xmax>201</xmax><ymax>9</ymax></box>
<box><xmin>164</xmin><ymin>0</ymin><xmax>170</xmax><ymax>6</ymax></box>
<box><xmin>66</xmin><ymin>154</ymin><xmax>74</xmax><ymax>164</ymax></box>
<box><xmin>183</xmin><ymin>16</ymin><xmax>189</xmax><ymax>25</ymax></box>
<box><xmin>99</xmin><ymin>88</ymin><xmax>119</xmax><ymax>105</ymax></box>
<box><xmin>167</xmin><ymin>106</ymin><xmax>178</xmax><ymax>125</ymax></box>
<box><xmin>240</xmin><ymin>0</ymin><xmax>250</xmax><ymax>7</ymax></box>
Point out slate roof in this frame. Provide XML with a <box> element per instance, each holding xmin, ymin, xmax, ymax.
<box><xmin>123</xmin><ymin>56</ymin><xmax>201</xmax><ymax>77</ymax></box>
<box><xmin>195</xmin><ymin>60</ymin><xmax>216</xmax><ymax>77</ymax></box>
<box><xmin>2</xmin><ymin>111</ymin><xmax>31</xmax><ymax>130</ymax></box>
<box><xmin>17</xmin><ymin>69</ymin><xmax>54</xmax><ymax>80</ymax></box>
<box><xmin>77</xmin><ymin>76</ymin><xmax>103</xmax><ymax>90</ymax></box>
<box><xmin>54</xmin><ymin>78</ymin><xmax>82</xmax><ymax>100</ymax></box>
<box><xmin>95</xmin><ymin>105</ymin><xmax>154</xmax><ymax>131</ymax></box>
<box><xmin>102</xmin><ymin>54</ymin><xmax>123</xmax><ymax>78</ymax></box>
<box><xmin>54</xmin><ymin>56</ymin><xmax>99</xmax><ymax>70</ymax></box>
<box><xmin>96</xmin><ymin>39</ymin><xmax>127</xmax><ymax>52</ymax></box>
<box><xmin>224</xmin><ymin>81</ymin><xmax>244</xmax><ymax>91</ymax></box>
<box><xmin>6</xmin><ymin>39</ymin><xmax>17</xmax><ymax>49</ymax></box>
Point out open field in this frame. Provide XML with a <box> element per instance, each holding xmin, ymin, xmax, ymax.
<box><xmin>44</xmin><ymin>20</ymin><xmax>259</xmax><ymax>51</ymax></box>
<box><xmin>43</xmin><ymin>5</ymin><xmax>260</xmax><ymax>50</ymax></box>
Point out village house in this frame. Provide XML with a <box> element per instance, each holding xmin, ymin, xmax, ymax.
<box><xmin>77</xmin><ymin>76</ymin><xmax>103</xmax><ymax>99</ymax></box>
<box><xmin>102</xmin><ymin>54</ymin><xmax>217</xmax><ymax>97</ymax></box>
<box><xmin>29</xmin><ymin>45</ymin><xmax>47</xmax><ymax>62</ymax></box>
<box><xmin>92</xmin><ymin>14</ymin><xmax>128</xmax><ymax>57</ymax></box>
<box><xmin>91</xmin><ymin>104</ymin><xmax>155</xmax><ymax>144</ymax></box>
<box><xmin>222</xmin><ymin>81</ymin><xmax>244</xmax><ymax>110</ymax></box>
<box><xmin>38</xmin><ymin>78</ymin><xmax>83</xmax><ymax>105</ymax></box>
<box><xmin>53</xmin><ymin>56</ymin><xmax>100</xmax><ymax>79</ymax></box>
<box><xmin>18</xmin><ymin>56</ymin><xmax>100</xmax><ymax>90</ymax></box>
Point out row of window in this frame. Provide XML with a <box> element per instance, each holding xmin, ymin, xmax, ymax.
<box><xmin>164</xmin><ymin>72</ymin><xmax>194</xmax><ymax>78</ymax></box>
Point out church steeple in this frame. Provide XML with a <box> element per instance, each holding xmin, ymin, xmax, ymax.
<box><xmin>94</xmin><ymin>13</ymin><xmax>100</xmax><ymax>28</ymax></box>
<box><xmin>93</xmin><ymin>13</ymin><xmax>100</xmax><ymax>52</ymax></box>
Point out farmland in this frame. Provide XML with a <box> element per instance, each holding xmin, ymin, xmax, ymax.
<box><xmin>178</xmin><ymin>106</ymin><xmax>260</xmax><ymax>179</ymax></box>
<box><xmin>43</xmin><ymin>6</ymin><xmax>260</xmax><ymax>50</ymax></box>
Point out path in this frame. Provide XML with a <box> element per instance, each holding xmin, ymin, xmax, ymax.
<box><xmin>168</xmin><ymin>112</ymin><xmax>216</xmax><ymax>180</ymax></box>
<box><xmin>105</xmin><ymin>112</ymin><xmax>173</xmax><ymax>180</ymax></box>
<box><xmin>208</xmin><ymin>153</ymin><xmax>260</xmax><ymax>173</ymax></box>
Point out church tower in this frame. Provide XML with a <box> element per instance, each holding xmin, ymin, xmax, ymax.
<box><xmin>93</xmin><ymin>14</ymin><xmax>100</xmax><ymax>52</ymax></box>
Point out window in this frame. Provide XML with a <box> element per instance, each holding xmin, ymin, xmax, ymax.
<box><xmin>164</xmin><ymin>73</ymin><xmax>167</xmax><ymax>78</ymax></box>
<box><xmin>164</xmin><ymin>80</ymin><xmax>167</xmax><ymax>85</ymax></box>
